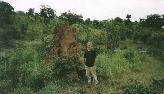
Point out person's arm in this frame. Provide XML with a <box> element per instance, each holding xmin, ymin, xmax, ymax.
<box><xmin>94</xmin><ymin>59</ymin><xmax>96</xmax><ymax>65</ymax></box>
<box><xmin>84</xmin><ymin>51</ymin><xmax>86</xmax><ymax>65</ymax></box>
<box><xmin>84</xmin><ymin>58</ymin><xmax>86</xmax><ymax>64</ymax></box>
<box><xmin>93</xmin><ymin>51</ymin><xmax>96</xmax><ymax>65</ymax></box>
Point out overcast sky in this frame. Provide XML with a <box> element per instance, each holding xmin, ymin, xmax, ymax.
<box><xmin>2</xmin><ymin>0</ymin><xmax>164</xmax><ymax>21</ymax></box>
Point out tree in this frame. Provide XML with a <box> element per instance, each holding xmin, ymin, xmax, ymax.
<box><xmin>40</xmin><ymin>6</ymin><xmax>55</xmax><ymax>19</ymax></box>
<box><xmin>125</xmin><ymin>14</ymin><xmax>131</xmax><ymax>25</ymax></box>
<box><xmin>114</xmin><ymin>17</ymin><xmax>123</xmax><ymax>23</ymax></box>
<box><xmin>140</xmin><ymin>14</ymin><xmax>163</xmax><ymax>29</ymax></box>
<box><xmin>16</xmin><ymin>11</ymin><xmax>25</xmax><ymax>15</ymax></box>
<box><xmin>105</xmin><ymin>21</ymin><xmax>122</xmax><ymax>52</ymax></box>
<box><xmin>0</xmin><ymin>1</ymin><xmax>15</xmax><ymax>26</ymax></box>
<box><xmin>92</xmin><ymin>20</ymin><xmax>105</xmax><ymax>29</ymax></box>
<box><xmin>27</xmin><ymin>8</ymin><xmax>34</xmax><ymax>16</ymax></box>
<box><xmin>59</xmin><ymin>11</ymin><xmax>83</xmax><ymax>25</ymax></box>
<box><xmin>40</xmin><ymin>5</ymin><xmax>56</xmax><ymax>25</ymax></box>
<box><xmin>85</xmin><ymin>18</ymin><xmax>92</xmax><ymax>25</ymax></box>
<box><xmin>92</xmin><ymin>20</ymin><xmax>99</xmax><ymax>27</ymax></box>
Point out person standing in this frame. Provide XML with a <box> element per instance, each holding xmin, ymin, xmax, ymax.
<box><xmin>84</xmin><ymin>42</ymin><xmax>98</xmax><ymax>85</ymax></box>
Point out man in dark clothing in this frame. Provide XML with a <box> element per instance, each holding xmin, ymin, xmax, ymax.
<box><xmin>84</xmin><ymin>50</ymin><xmax>96</xmax><ymax>67</ymax></box>
<box><xmin>84</xmin><ymin>42</ymin><xmax>98</xmax><ymax>84</ymax></box>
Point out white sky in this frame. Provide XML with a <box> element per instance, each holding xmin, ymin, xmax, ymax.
<box><xmin>2</xmin><ymin>0</ymin><xmax>164</xmax><ymax>21</ymax></box>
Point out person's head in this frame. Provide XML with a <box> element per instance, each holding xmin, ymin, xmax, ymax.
<box><xmin>87</xmin><ymin>42</ymin><xmax>93</xmax><ymax>50</ymax></box>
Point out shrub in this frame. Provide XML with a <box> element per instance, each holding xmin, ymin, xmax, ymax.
<box><xmin>96</xmin><ymin>53</ymin><xmax>112</xmax><ymax>80</ymax></box>
<box><xmin>122</xmin><ymin>48</ymin><xmax>144</xmax><ymax>64</ymax></box>
<box><xmin>52</xmin><ymin>55</ymin><xmax>85</xmax><ymax>82</ymax></box>
<box><xmin>96</xmin><ymin>52</ymin><xmax>130</xmax><ymax>81</ymax></box>
<box><xmin>123</xmin><ymin>79</ymin><xmax>164</xmax><ymax>94</ymax></box>
<box><xmin>0</xmin><ymin>48</ymin><xmax>54</xmax><ymax>92</ymax></box>
<box><xmin>122</xmin><ymin>48</ymin><xmax>135</xmax><ymax>63</ymax></box>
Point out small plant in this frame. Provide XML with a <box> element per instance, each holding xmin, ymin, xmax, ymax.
<box><xmin>123</xmin><ymin>79</ymin><xmax>148</xmax><ymax>94</ymax></box>
<box><xmin>77</xmin><ymin>88</ymin><xmax>87</xmax><ymax>94</ymax></box>
<box><xmin>123</xmin><ymin>49</ymin><xmax>135</xmax><ymax>63</ymax></box>
<box><xmin>37</xmin><ymin>83</ymin><xmax>60</xmax><ymax>94</ymax></box>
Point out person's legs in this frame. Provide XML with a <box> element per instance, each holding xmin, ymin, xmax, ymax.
<box><xmin>85</xmin><ymin>66</ymin><xmax>91</xmax><ymax>83</ymax></box>
<box><xmin>90</xmin><ymin>66</ymin><xmax>98</xmax><ymax>84</ymax></box>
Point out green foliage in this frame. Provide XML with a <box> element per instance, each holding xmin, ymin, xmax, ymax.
<box><xmin>92</xmin><ymin>20</ymin><xmax>103</xmax><ymax>29</ymax></box>
<box><xmin>125</xmin><ymin>14</ymin><xmax>132</xmax><ymax>25</ymax></box>
<box><xmin>123</xmin><ymin>50</ymin><xmax>135</xmax><ymax>62</ymax></box>
<box><xmin>40</xmin><ymin>6</ymin><xmax>55</xmax><ymax>19</ymax></box>
<box><xmin>43</xmin><ymin>18</ymin><xmax>64</xmax><ymax>34</ymax></box>
<box><xmin>96</xmin><ymin>53</ymin><xmax>112</xmax><ymax>79</ymax></box>
<box><xmin>0</xmin><ymin>48</ymin><xmax>54</xmax><ymax>92</ymax></box>
<box><xmin>0</xmin><ymin>54</ymin><xmax>13</xmax><ymax>93</ymax></box>
<box><xmin>42</xmin><ymin>34</ymin><xmax>54</xmax><ymax>50</ymax></box>
<box><xmin>0</xmin><ymin>1</ymin><xmax>26</xmax><ymax>44</ymax></box>
<box><xmin>59</xmin><ymin>11</ymin><xmax>83</xmax><ymax>25</ymax></box>
<box><xmin>97</xmin><ymin>52</ymin><xmax>126</xmax><ymax>79</ymax></box>
<box><xmin>39</xmin><ymin>6</ymin><xmax>56</xmax><ymax>25</ymax></box>
<box><xmin>106</xmin><ymin>22</ymin><xmax>122</xmax><ymax>51</ymax></box>
<box><xmin>89</xmin><ymin>30</ymin><xmax>108</xmax><ymax>46</ymax></box>
<box><xmin>140</xmin><ymin>14</ymin><xmax>164</xmax><ymax>29</ymax></box>
<box><xmin>122</xmin><ymin>48</ymin><xmax>142</xmax><ymax>63</ymax></box>
<box><xmin>123</xmin><ymin>79</ymin><xmax>164</xmax><ymax>94</ymax></box>
<box><xmin>72</xmin><ymin>24</ymin><xmax>90</xmax><ymax>44</ymax></box>
<box><xmin>52</xmin><ymin>55</ymin><xmax>85</xmax><ymax>81</ymax></box>
<box><xmin>122</xmin><ymin>48</ymin><xmax>146</xmax><ymax>73</ymax></box>
<box><xmin>114</xmin><ymin>17</ymin><xmax>123</xmax><ymax>23</ymax></box>
<box><xmin>124</xmin><ymin>79</ymin><xmax>150</xmax><ymax>94</ymax></box>
<box><xmin>77</xmin><ymin>88</ymin><xmax>87</xmax><ymax>94</ymax></box>
<box><xmin>149</xmin><ymin>31</ymin><xmax>164</xmax><ymax>49</ymax></box>
<box><xmin>138</xmin><ymin>28</ymin><xmax>152</xmax><ymax>44</ymax></box>
<box><xmin>0</xmin><ymin>1</ymin><xmax>164</xmax><ymax>94</ymax></box>
<box><xmin>12</xmin><ymin>87</ymin><xmax>34</xmax><ymax>94</ymax></box>
<box><xmin>96</xmin><ymin>48</ymin><xmax>146</xmax><ymax>81</ymax></box>
<box><xmin>37</xmin><ymin>83</ymin><xmax>60</xmax><ymax>94</ymax></box>
<box><xmin>0</xmin><ymin>1</ymin><xmax>15</xmax><ymax>26</ymax></box>
<box><xmin>84</xmin><ymin>18</ymin><xmax>92</xmax><ymax>26</ymax></box>
<box><xmin>72</xmin><ymin>24</ymin><xmax>108</xmax><ymax>46</ymax></box>
<box><xmin>27</xmin><ymin>8</ymin><xmax>35</xmax><ymax>16</ymax></box>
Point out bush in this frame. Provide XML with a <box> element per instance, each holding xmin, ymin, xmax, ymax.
<box><xmin>122</xmin><ymin>48</ymin><xmax>144</xmax><ymax>64</ymax></box>
<box><xmin>96</xmin><ymin>52</ymin><xmax>129</xmax><ymax>80</ymax></box>
<box><xmin>96</xmin><ymin>48</ymin><xmax>146</xmax><ymax>81</ymax></box>
<box><xmin>123</xmin><ymin>79</ymin><xmax>164</xmax><ymax>94</ymax></box>
<box><xmin>96</xmin><ymin>53</ymin><xmax>112</xmax><ymax>80</ymax></box>
<box><xmin>0</xmin><ymin>48</ymin><xmax>54</xmax><ymax>92</ymax></box>
<box><xmin>123</xmin><ymin>49</ymin><xmax>135</xmax><ymax>62</ymax></box>
<box><xmin>52</xmin><ymin>55</ymin><xmax>85</xmax><ymax>82</ymax></box>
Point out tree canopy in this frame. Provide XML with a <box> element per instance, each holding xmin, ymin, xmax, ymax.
<box><xmin>0</xmin><ymin>1</ymin><xmax>15</xmax><ymax>26</ymax></box>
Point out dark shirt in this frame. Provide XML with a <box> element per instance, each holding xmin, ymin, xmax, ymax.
<box><xmin>84</xmin><ymin>50</ymin><xmax>96</xmax><ymax>67</ymax></box>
